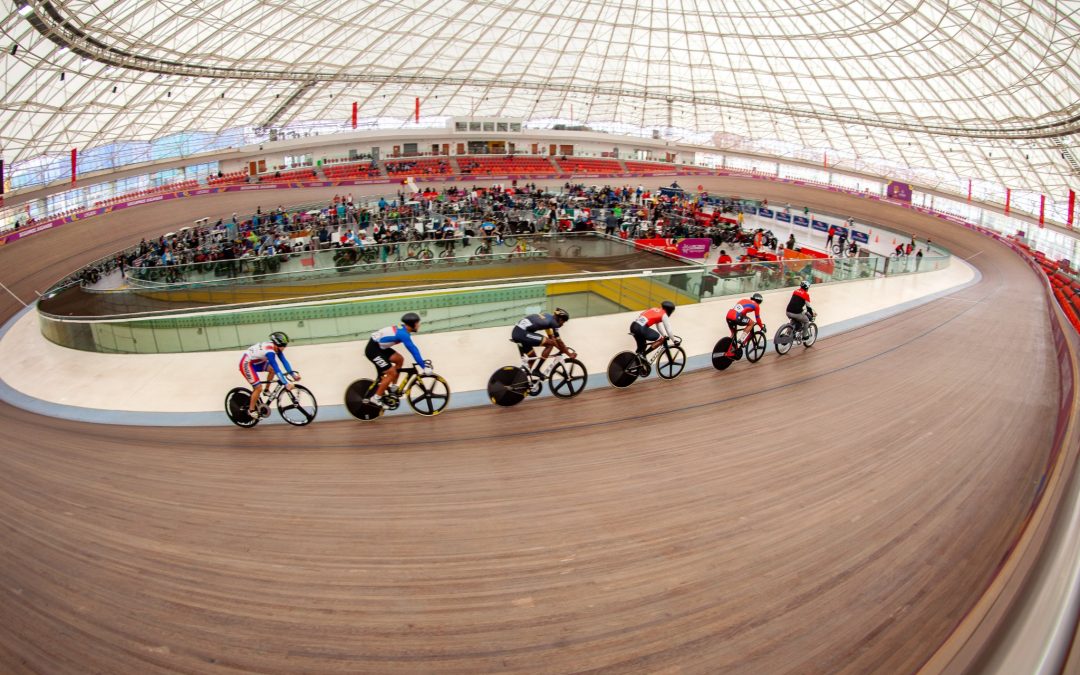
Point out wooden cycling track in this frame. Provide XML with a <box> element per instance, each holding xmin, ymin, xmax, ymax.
<box><xmin>0</xmin><ymin>179</ymin><xmax>1067</xmax><ymax>674</ymax></box>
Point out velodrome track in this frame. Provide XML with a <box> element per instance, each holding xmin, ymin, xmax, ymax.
<box><xmin>0</xmin><ymin>178</ymin><xmax>1070</xmax><ymax>673</ymax></box>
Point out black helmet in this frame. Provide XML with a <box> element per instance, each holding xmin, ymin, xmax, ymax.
<box><xmin>661</xmin><ymin>300</ymin><xmax>676</xmax><ymax>316</ymax></box>
<box><xmin>750</xmin><ymin>293</ymin><xmax>764</xmax><ymax>304</ymax></box>
<box><xmin>799</xmin><ymin>280</ymin><xmax>810</xmax><ymax>291</ymax></box>
<box><xmin>401</xmin><ymin>312</ymin><xmax>421</xmax><ymax>329</ymax></box>
<box><xmin>269</xmin><ymin>331</ymin><xmax>289</xmax><ymax>348</ymax></box>
<box><xmin>553</xmin><ymin>307</ymin><xmax>570</xmax><ymax>323</ymax></box>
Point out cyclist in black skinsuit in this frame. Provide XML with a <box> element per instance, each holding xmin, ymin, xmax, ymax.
<box><xmin>511</xmin><ymin>308</ymin><xmax>576</xmax><ymax>377</ymax></box>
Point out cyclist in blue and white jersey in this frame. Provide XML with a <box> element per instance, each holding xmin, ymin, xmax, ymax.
<box><xmin>238</xmin><ymin>331</ymin><xmax>298</xmax><ymax>418</ymax></box>
<box><xmin>365</xmin><ymin>312</ymin><xmax>430</xmax><ymax>408</ymax></box>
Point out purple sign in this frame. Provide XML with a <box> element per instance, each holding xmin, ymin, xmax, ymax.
<box><xmin>811</xmin><ymin>220</ymin><xmax>829</xmax><ymax>232</ymax></box>
<box><xmin>775</xmin><ymin>211</ymin><xmax>791</xmax><ymax>223</ymax></box>
<box><xmin>886</xmin><ymin>181</ymin><xmax>913</xmax><ymax>203</ymax></box>
<box><xmin>759</xmin><ymin>208</ymin><xmax>774</xmax><ymax>218</ymax></box>
<box><xmin>793</xmin><ymin>215</ymin><xmax>809</xmax><ymax>227</ymax></box>
<box><xmin>675</xmin><ymin>237</ymin><xmax>712</xmax><ymax>259</ymax></box>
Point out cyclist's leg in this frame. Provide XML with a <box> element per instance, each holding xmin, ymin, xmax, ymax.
<box><xmin>630</xmin><ymin>322</ymin><xmax>647</xmax><ymax>355</ymax></box>
<box><xmin>787</xmin><ymin>310</ymin><xmax>809</xmax><ymax>337</ymax></box>
<box><xmin>364</xmin><ymin>340</ymin><xmax>396</xmax><ymax>403</ymax></box>
<box><xmin>240</xmin><ymin>357</ymin><xmax>264</xmax><ymax>414</ymax></box>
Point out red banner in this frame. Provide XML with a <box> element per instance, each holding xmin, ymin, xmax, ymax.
<box><xmin>71</xmin><ymin>148</ymin><xmax>77</xmax><ymax>185</ymax></box>
<box><xmin>967</xmin><ymin>179</ymin><xmax>972</xmax><ymax>202</ymax></box>
<box><xmin>351</xmin><ymin>102</ymin><xmax>357</xmax><ymax>129</ymax></box>
<box><xmin>1005</xmin><ymin>188</ymin><xmax>1011</xmax><ymax>215</ymax></box>
<box><xmin>415</xmin><ymin>97</ymin><xmax>419</xmax><ymax>123</ymax></box>
<box><xmin>1039</xmin><ymin>194</ymin><xmax>1046</xmax><ymax>227</ymax></box>
<box><xmin>1069</xmin><ymin>189</ymin><xmax>1076</xmax><ymax>229</ymax></box>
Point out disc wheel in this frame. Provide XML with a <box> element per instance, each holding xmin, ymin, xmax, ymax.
<box><xmin>774</xmin><ymin>324</ymin><xmax>795</xmax><ymax>355</ymax></box>
<box><xmin>550</xmin><ymin>358</ymin><xmax>588</xmax><ymax>399</ymax></box>
<box><xmin>711</xmin><ymin>338</ymin><xmax>735</xmax><ymax>371</ymax></box>
<box><xmin>407</xmin><ymin>374</ymin><xmax>451</xmax><ymax>416</ymax></box>
<box><xmin>607</xmin><ymin>351</ymin><xmax>640</xmax><ymax>388</ymax></box>
<box><xmin>657</xmin><ymin>345</ymin><xmax>686</xmax><ymax>380</ymax></box>
<box><xmin>804</xmin><ymin>323</ymin><xmax>819</xmax><ymax>348</ymax></box>
<box><xmin>276</xmin><ymin>384</ymin><xmax>318</xmax><ymax>426</ymax></box>
<box><xmin>745</xmin><ymin>331</ymin><xmax>767</xmax><ymax>363</ymax></box>
<box><xmin>344</xmin><ymin>378</ymin><xmax>383</xmax><ymax>421</ymax></box>
<box><xmin>225</xmin><ymin>387</ymin><xmax>258</xmax><ymax>428</ymax></box>
<box><xmin>487</xmin><ymin>366</ymin><xmax>528</xmax><ymax>407</ymax></box>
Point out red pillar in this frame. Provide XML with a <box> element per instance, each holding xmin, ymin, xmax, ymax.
<box><xmin>1039</xmin><ymin>194</ymin><xmax>1045</xmax><ymax>227</ymax></box>
<box><xmin>415</xmin><ymin>97</ymin><xmax>420</xmax><ymax>124</ymax></box>
<box><xmin>967</xmin><ymin>179</ymin><xmax>972</xmax><ymax>202</ymax></box>
<box><xmin>71</xmin><ymin>148</ymin><xmax>77</xmax><ymax>185</ymax></box>
<box><xmin>1069</xmin><ymin>189</ymin><xmax>1076</xmax><ymax>229</ymax></box>
<box><xmin>1004</xmin><ymin>188</ymin><xmax>1011</xmax><ymax>215</ymax></box>
<box><xmin>352</xmin><ymin>102</ymin><xmax>357</xmax><ymax>129</ymax></box>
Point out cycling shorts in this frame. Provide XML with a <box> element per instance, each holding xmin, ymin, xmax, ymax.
<box><xmin>727</xmin><ymin>316</ymin><xmax>750</xmax><ymax>334</ymax></box>
<box><xmin>630</xmin><ymin>321</ymin><xmax>660</xmax><ymax>352</ymax></box>
<box><xmin>511</xmin><ymin>325</ymin><xmax>545</xmax><ymax>350</ymax></box>
<box><xmin>365</xmin><ymin>338</ymin><xmax>397</xmax><ymax>374</ymax></box>
<box><xmin>239</xmin><ymin>355</ymin><xmax>268</xmax><ymax>385</ymax></box>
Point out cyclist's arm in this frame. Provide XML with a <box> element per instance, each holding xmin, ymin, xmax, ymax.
<box><xmin>265</xmin><ymin>352</ymin><xmax>289</xmax><ymax>382</ymax></box>
<box><xmin>659</xmin><ymin>315</ymin><xmax>672</xmax><ymax>337</ymax></box>
<box><xmin>277</xmin><ymin>352</ymin><xmax>296</xmax><ymax>376</ymax></box>
<box><xmin>396</xmin><ymin>327</ymin><xmax>425</xmax><ymax>365</ymax></box>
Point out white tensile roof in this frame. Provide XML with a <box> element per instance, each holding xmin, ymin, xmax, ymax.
<box><xmin>1</xmin><ymin>0</ymin><xmax>1078</xmax><ymax>196</ymax></box>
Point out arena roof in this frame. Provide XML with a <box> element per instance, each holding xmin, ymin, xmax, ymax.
<box><xmin>1</xmin><ymin>0</ymin><xmax>1078</xmax><ymax>197</ymax></box>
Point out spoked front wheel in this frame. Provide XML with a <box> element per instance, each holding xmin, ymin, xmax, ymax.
<box><xmin>745</xmin><ymin>331</ymin><xmax>767</xmax><ymax>363</ymax></box>
<box><xmin>657</xmin><ymin>345</ymin><xmax>686</xmax><ymax>380</ymax></box>
<box><xmin>803</xmin><ymin>323</ymin><xmax>819</xmax><ymax>348</ymax></box>
<box><xmin>407</xmin><ymin>374</ymin><xmax>451</xmax><ymax>416</ymax></box>
<box><xmin>607</xmin><ymin>351</ymin><xmax>640</xmax><ymax>388</ymax></box>
<box><xmin>550</xmin><ymin>358</ymin><xmax>588</xmax><ymax>399</ymax></box>
<box><xmin>487</xmin><ymin>366</ymin><xmax>528</xmax><ymax>407</ymax></box>
<box><xmin>276</xmin><ymin>384</ymin><xmax>318</xmax><ymax>426</ymax></box>
<box><xmin>344</xmin><ymin>378</ymin><xmax>382</xmax><ymax>421</ymax></box>
<box><xmin>225</xmin><ymin>387</ymin><xmax>258</xmax><ymax>428</ymax></box>
<box><xmin>774</xmin><ymin>324</ymin><xmax>795</xmax><ymax>355</ymax></box>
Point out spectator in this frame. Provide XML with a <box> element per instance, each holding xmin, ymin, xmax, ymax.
<box><xmin>916</xmin><ymin>248</ymin><xmax>924</xmax><ymax>270</ymax></box>
<box><xmin>786</xmin><ymin>234</ymin><xmax>796</xmax><ymax>250</ymax></box>
<box><xmin>827</xmin><ymin>225</ymin><xmax>835</xmax><ymax>248</ymax></box>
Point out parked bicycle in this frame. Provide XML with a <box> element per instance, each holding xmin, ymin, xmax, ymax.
<box><xmin>774</xmin><ymin>308</ymin><xmax>818</xmax><ymax>355</ymax></box>
<box><xmin>225</xmin><ymin>371</ymin><xmax>318</xmax><ymax>427</ymax></box>
<box><xmin>606</xmin><ymin>335</ymin><xmax>686</xmax><ymax>388</ymax></box>
<box><xmin>344</xmin><ymin>362</ymin><xmax>451</xmax><ymax>421</ymax></box>
<box><xmin>487</xmin><ymin>344</ymin><xmax>588</xmax><ymax>406</ymax></box>
<box><xmin>711</xmin><ymin>323</ymin><xmax>767</xmax><ymax>371</ymax></box>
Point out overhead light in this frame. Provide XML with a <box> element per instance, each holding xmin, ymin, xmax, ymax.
<box><xmin>17</xmin><ymin>4</ymin><xmax>33</xmax><ymax>16</ymax></box>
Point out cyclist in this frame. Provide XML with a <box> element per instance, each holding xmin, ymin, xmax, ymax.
<box><xmin>512</xmin><ymin>308</ymin><xmax>575</xmax><ymax>378</ymax></box>
<box><xmin>725</xmin><ymin>293</ymin><xmax>764</xmax><ymax>356</ymax></box>
<box><xmin>786</xmin><ymin>281</ymin><xmax>814</xmax><ymax>340</ymax></box>
<box><xmin>239</xmin><ymin>331</ymin><xmax>298</xmax><ymax>418</ymax></box>
<box><xmin>631</xmin><ymin>301</ymin><xmax>676</xmax><ymax>356</ymax></box>
<box><xmin>365</xmin><ymin>312</ymin><xmax>431</xmax><ymax>408</ymax></box>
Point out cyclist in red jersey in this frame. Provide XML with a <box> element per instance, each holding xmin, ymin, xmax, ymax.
<box><xmin>786</xmin><ymin>281</ymin><xmax>813</xmax><ymax>339</ymax></box>
<box><xmin>631</xmin><ymin>300</ymin><xmax>676</xmax><ymax>355</ymax></box>
<box><xmin>725</xmin><ymin>293</ymin><xmax>764</xmax><ymax>356</ymax></box>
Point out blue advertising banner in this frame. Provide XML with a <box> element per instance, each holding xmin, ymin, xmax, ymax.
<box><xmin>793</xmin><ymin>215</ymin><xmax>810</xmax><ymax>227</ymax></box>
<box><xmin>811</xmin><ymin>220</ymin><xmax>829</xmax><ymax>232</ymax></box>
<box><xmin>742</xmin><ymin>206</ymin><xmax>758</xmax><ymax>215</ymax></box>
<box><xmin>834</xmin><ymin>225</ymin><xmax>849</xmax><ymax>236</ymax></box>
<box><xmin>775</xmin><ymin>211</ymin><xmax>792</xmax><ymax>223</ymax></box>
<box><xmin>759</xmin><ymin>208</ymin><xmax>774</xmax><ymax>218</ymax></box>
<box><xmin>852</xmin><ymin>230</ymin><xmax>869</xmax><ymax>244</ymax></box>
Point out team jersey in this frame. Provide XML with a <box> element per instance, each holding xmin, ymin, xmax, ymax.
<box><xmin>635</xmin><ymin>307</ymin><xmax>672</xmax><ymax>336</ymax></box>
<box><xmin>481</xmin><ymin>221</ymin><xmax>496</xmax><ymax>232</ymax></box>
<box><xmin>242</xmin><ymin>341</ymin><xmax>293</xmax><ymax>380</ymax></box>
<box><xmin>787</xmin><ymin>288</ymin><xmax>811</xmax><ymax>314</ymax></box>
<box><xmin>727</xmin><ymin>299</ymin><xmax>762</xmax><ymax>323</ymax></box>
<box><xmin>516</xmin><ymin>313</ymin><xmax>560</xmax><ymax>338</ymax></box>
<box><xmin>370</xmin><ymin>325</ymin><xmax>424</xmax><ymax>364</ymax></box>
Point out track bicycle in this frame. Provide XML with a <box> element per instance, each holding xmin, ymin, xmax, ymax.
<box><xmin>606</xmin><ymin>335</ymin><xmax>686</xmax><ymax>388</ymax></box>
<box><xmin>487</xmin><ymin>343</ymin><xmax>588</xmax><ymax>407</ymax></box>
<box><xmin>774</xmin><ymin>308</ymin><xmax>818</xmax><ymax>355</ymax></box>
<box><xmin>711</xmin><ymin>323</ymin><xmax>767</xmax><ymax>371</ymax></box>
<box><xmin>225</xmin><ymin>372</ymin><xmax>318</xmax><ymax>428</ymax></box>
<box><xmin>344</xmin><ymin>362</ymin><xmax>451</xmax><ymax>421</ymax></box>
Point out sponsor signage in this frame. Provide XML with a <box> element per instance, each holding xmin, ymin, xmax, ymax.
<box><xmin>759</xmin><ymin>208</ymin><xmax>774</xmax><ymax>218</ymax></box>
<box><xmin>742</xmin><ymin>206</ymin><xmax>758</xmax><ymax>215</ymax></box>
<box><xmin>852</xmin><ymin>230</ymin><xmax>869</xmax><ymax>244</ymax></box>
<box><xmin>811</xmin><ymin>220</ymin><xmax>829</xmax><ymax>232</ymax></box>
<box><xmin>793</xmin><ymin>215</ymin><xmax>809</xmax><ymax>227</ymax></box>
<box><xmin>886</xmin><ymin>180</ymin><xmax>913</xmax><ymax>202</ymax></box>
<box><xmin>675</xmin><ymin>238</ymin><xmax>712</xmax><ymax>259</ymax></box>
<box><xmin>775</xmin><ymin>211</ymin><xmax>791</xmax><ymax>223</ymax></box>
